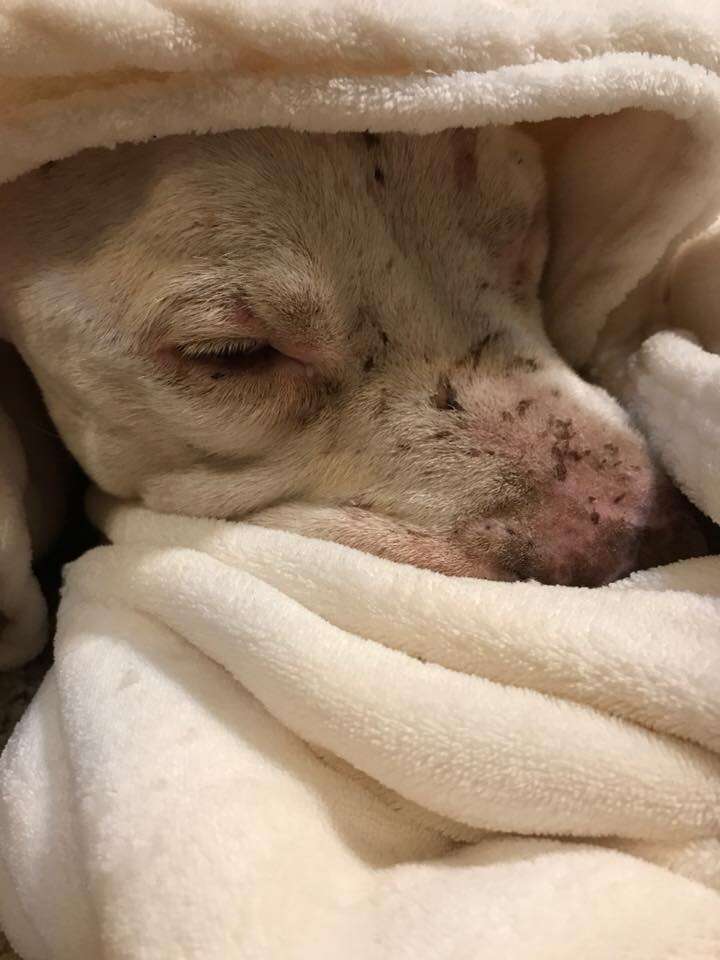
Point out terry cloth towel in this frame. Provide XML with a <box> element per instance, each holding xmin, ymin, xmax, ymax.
<box><xmin>1</xmin><ymin>2</ymin><xmax>720</xmax><ymax>958</ymax></box>
<box><xmin>3</xmin><ymin>491</ymin><xmax>720</xmax><ymax>959</ymax></box>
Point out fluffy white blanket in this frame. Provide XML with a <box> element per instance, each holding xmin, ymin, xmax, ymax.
<box><xmin>1</xmin><ymin>2</ymin><xmax>720</xmax><ymax>958</ymax></box>
<box><xmin>2</xmin><ymin>489</ymin><xmax>720</xmax><ymax>959</ymax></box>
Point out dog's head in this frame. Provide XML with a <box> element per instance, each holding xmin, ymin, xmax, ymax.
<box><xmin>0</xmin><ymin>127</ymin><xmax>708</xmax><ymax>584</ymax></box>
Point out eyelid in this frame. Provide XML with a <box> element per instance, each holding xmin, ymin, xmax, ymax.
<box><xmin>137</xmin><ymin>283</ymin><xmax>263</xmax><ymax>348</ymax></box>
<box><xmin>144</xmin><ymin>290</ymin><xmax>332</xmax><ymax>372</ymax></box>
<box><xmin>178</xmin><ymin>337</ymin><xmax>266</xmax><ymax>359</ymax></box>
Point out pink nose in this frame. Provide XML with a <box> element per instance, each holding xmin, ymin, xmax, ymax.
<box><xmin>465</xmin><ymin>466</ymin><xmax>711</xmax><ymax>588</ymax></box>
<box><xmin>455</xmin><ymin>375</ymin><xmax>716</xmax><ymax>587</ymax></box>
<box><xmin>522</xmin><ymin>474</ymin><xmax>710</xmax><ymax>586</ymax></box>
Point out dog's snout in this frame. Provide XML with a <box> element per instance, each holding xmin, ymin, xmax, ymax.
<box><xmin>464</xmin><ymin>458</ymin><xmax>709</xmax><ymax>588</ymax></box>
<box><xmin>449</xmin><ymin>372</ymin><xmax>711</xmax><ymax>587</ymax></box>
<box><xmin>530</xmin><ymin>480</ymin><xmax>707</xmax><ymax>587</ymax></box>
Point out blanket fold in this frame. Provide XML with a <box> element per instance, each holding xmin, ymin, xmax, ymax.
<box><xmin>2</xmin><ymin>2</ymin><xmax>720</xmax><ymax>958</ymax></box>
<box><xmin>3</xmin><ymin>496</ymin><xmax>720</xmax><ymax>959</ymax></box>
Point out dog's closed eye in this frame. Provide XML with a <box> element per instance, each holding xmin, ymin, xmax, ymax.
<box><xmin>149</xmin><ymin>288</ymin><xmax>339</xmax><ymax>391</ymax></box>
<box><xmin>169</xmin><ymin>333</ymin><xmax>318</xmax><ymax>385</ymax></box>
<box><xmin>178</xmin><ymin>337</ymin><xmax>281</xmax><ymax>374</ymax></box>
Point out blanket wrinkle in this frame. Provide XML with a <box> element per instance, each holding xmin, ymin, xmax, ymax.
<box><xmin>58</xmin><ymin>540</ymin><xmax>720</xmax><ymax>843</ymax></box>
<box><xmin>6</xmin><ymin>516</ymin><xmax>720</xmax><ymax>958</ymax></box>
<box><xmin>2</xmin><ymin>2</ymin><xmax>720</xmax><ymax>958</ymax></box>
<box><xmin>88</xmin><ymin>494</ymin><xmax>720</xmax><ymax>755</ymax></box>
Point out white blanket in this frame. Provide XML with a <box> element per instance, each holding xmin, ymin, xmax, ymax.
<box><xmin>2</xmin><ymin>489</ymin><xmax>720</xmax><ymax>959</ymax></box>
<box><xmin>2</xmin><ymin>2</ymin><xmax>720</xmax><ymax>958</ymax></box>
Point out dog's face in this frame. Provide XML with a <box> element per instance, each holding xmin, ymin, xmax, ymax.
<box><xmin>0</xmin><ymin>128</ymin><xmax>708</xmax><ymax>585</ymax></box>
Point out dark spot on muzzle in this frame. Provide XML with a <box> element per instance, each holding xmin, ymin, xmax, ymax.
<box><xmin>551</xmin><ymin>417</ymin><xmax>575</xmax><ymax>441</ymax></box>
<box><xmin>508</xmin><ymin>356</ymin><xmax>541</xmax><ymax>374</ymax></box>
<box><xmin>516</xmin><ymin>398</ymin><xmax>534</xmax><ymax>417</ymax></box>
<box><xmin>431</xmin><ymin>375</ymin><xmax>464</xmax><ymax>412</ymax></box>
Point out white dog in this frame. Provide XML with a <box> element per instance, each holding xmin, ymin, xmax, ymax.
<box><xmin>0</xmin><ymin>127</ymin><xmax>709</xmax><ymax>585</ymax></box>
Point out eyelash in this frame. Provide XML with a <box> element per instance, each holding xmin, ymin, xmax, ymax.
<box><xmin>178</xmin><ymin>337</ymin><xmax>267</xmax><ymax>360</ymax></box>
<box><xmin>173</xmin><ymin>337</ymin><xmax>285</xmax><ymax>378</ymax></box>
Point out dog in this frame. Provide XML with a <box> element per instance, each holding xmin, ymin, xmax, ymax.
<box><xmin>0</xmin><ymin>126</ymin><xmax>709</xmax><ymax>586</ymax></box>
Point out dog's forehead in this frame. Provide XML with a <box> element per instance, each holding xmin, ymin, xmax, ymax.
<box><xmin>133</xmin><ymin>127</ymin><xmax>545</xmax><ymax>337</ymax></box>
<box><xmin>2</xmin><ymin>126</ymin><xmax>543</xmax><ymax>265</ymax></box>
<box><xmin>0</xmin><ymin>127</ymin><xmax>546</xmax><ymax>361</ymax></box>
<box><xmin>167</xmin><ymin>128</ymin><xmax>539</xmax><ymax>254</ymax></box>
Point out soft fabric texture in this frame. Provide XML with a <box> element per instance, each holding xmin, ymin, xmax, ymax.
<box><xmin>2</xmin><ymin>2</ymin><xmax>720</xmax><ymax>958</ymax></box>
<box><xmin>1</xmin><ymin>491</ymin><xmax>720</xmax><ymax>960</ymax></box>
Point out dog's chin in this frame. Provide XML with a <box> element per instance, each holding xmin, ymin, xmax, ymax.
<box><xmin>244</xmin><ymin>492</ymin><xmax>714</xmax><ymax>588</ymax></box>
<box><xmin>244</xmin><ymin>502</ymin><xmax>517</xmax><ymax>582</ymax></box>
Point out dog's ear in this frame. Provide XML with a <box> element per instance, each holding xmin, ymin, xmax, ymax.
<box><xmin>497</xmin><ymin>128</ymin><xmax>549</xmax><ymax>300</ymax></box>
<box><xmin>453</xmin><ymin>127</ymin><xmax>548</xmax><ymax>302</ymax></box>
<box><xmin>496</xmin><ymin>185</ymin><xmax>548</xmax><ymax>304</ymax></box>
